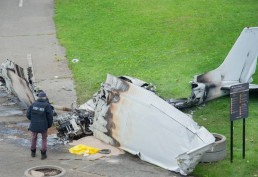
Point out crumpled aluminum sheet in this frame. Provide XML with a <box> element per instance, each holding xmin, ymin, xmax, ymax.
<box><xmin>0</xmin><ymin>59</ymin><xmax>35</xmax><ymax>108</ymax></box>
<box><xmin>90</xmin><ymin>74</ymin><xmax>215</xmax><ymax>175</ymax></box>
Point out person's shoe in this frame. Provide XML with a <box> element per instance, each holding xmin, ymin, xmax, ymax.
<box><xmin>31</xmin><ymin>149</ymin><xmax>36</xmax><ymax>157</ymax></box>
<box><xmin>41</xmin><ymin>150</ymin><xmax>47</xmax><ymax>160</ymax></box>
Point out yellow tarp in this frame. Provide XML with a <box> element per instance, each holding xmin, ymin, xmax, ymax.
<box><xmin>69</xmin><ymin>144</ymin><xmax>100</xmax><ymax>155</ymax></box>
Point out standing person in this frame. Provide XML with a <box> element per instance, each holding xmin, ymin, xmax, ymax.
<box><xmin>26</xmin><ymin>91</ymin><xmax>53</xmax><ymax>160</ymax></box>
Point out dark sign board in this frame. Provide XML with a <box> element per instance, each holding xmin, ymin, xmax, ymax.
<box><xmin>230</xmin><ymin>83</ymin><xmax>249</xmax><ymax>121</ymax></box>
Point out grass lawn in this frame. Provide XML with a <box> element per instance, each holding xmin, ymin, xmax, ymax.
<box><xmin>54</xmin><ymin>0</ymin><xmax>258</xmax><ymax>176</ymax></box>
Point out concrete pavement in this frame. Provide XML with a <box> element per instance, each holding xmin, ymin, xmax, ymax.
<box><xmin>0</xmin><ymin>0</ymin><xmax>76</xmax><ymax>107</ymax></box>
<box><xmin>0</xmin><ymin>139</ymin><xmax>180</xmax><ymax>177</ymax></box>
<box><xmin>0</xmin><ymin>120</ymin><xmax>182</xmax><ymax>177</ymax></box>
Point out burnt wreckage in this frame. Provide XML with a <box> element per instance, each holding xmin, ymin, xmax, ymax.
<box><xmin>53</xmin><ymin>27</ymin><xmax>258</xmax><ymax>175</ymax></box>
<box><xmin>1</xmin><ymin>27</ymin><xmax>258</xmax><ymax>175</ymax></box>
<box><xmin>169</xmin><ymin>27</ymin><xmax>258</xmax><ymax>108</ymax></box>
<box><xmin>0</xmin><ymin>59</ymin><xmax>36</xmax><ymax>117</ymax></box>
<box><xmin>54</xmin><ymin>109</ymin><xmax>94</xmax><ymax>141</ymax></box>
<box><xmin>55</xmin><ymin>27</ymin><xmax>258</xmax><ymax>144</ymax></box>
<box><xmin>53</xmin><ymin>76</ymin><xmax>156</xmax><ymax>142</ymax></box>
<box><xmin>0</xmin><ymin>59</ymin><xmax>35</xmax><ymax>107</ymax></box>
<box><xmin>55</xmin><ymin>74</ymin><xmax>215</xmax><ymax>175</ymax></box>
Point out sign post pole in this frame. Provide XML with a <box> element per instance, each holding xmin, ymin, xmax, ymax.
<box><xmin>230</xmin><ymin>120</ymin><xmax>233</xmax><ymax>163</ymax></box>
<box><xmin>230</xmin><ymin>83</ymin><xmax>249</xmax><ymax>163</ymax></box>
<box><xmin>243</xmin><ymin>118</ymin><xmax>245</xmax><ymax>159</ymax></box>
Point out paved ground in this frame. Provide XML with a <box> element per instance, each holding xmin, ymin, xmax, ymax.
<box><xmin>0</xmin><ymin>124</ymin><xmax>181</xmax><ymax>177</ymax></box>
<box><xmin>0</xmin><ymin>1</ymin><xmax>184</xmax><ymax>177</ymax></box>
<box><xmin>0</xmin><ymin>0</ymin><xmax>76</xmax><ymax>107</ymax></box>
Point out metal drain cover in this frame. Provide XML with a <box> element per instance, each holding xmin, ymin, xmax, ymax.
<box><xmin>24</xmin><ymin>165</ymin><xmax>66</xmax><ymax>177</ymax></box>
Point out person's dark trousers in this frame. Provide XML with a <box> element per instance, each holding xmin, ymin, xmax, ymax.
<box><xmin>31</xmin><ymin>131</ymin><xmax>48</xmax><ymax>152</ymax></box>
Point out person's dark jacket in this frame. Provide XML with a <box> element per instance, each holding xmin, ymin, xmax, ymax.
<box><xmin>26</xmin><ymin>99</ymin><xmax>53</xmax><ymax>133</ymax></box>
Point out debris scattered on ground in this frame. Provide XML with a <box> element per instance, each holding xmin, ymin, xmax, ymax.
<box><xmin>54</xmin><ymin>74</ymin><xmax>215</xmax><ymax>175</ymax></box>
<box><xmin>69</xmin><ymin>136</ymin><xmax>124</xmax><ymax>160</ymax></box>
<box><xmin>7</xmin><ymin>28</ymin><xmax>257</xmax><ymax>174</ymax></box>
<box><xmin>53</xmin><ymin>109</ymin><xmax>93</xmax><ymax>142</ymax></box>
<box><xmin>69</xmin><ymin>144</ymin><xmax>99</xmax><ymax>155</ymax></box>
<box><xmin>0</xmin><ymin>59</ymin><xmax>36</xmax><ymax>108</ymax></box>
<box><xmin>0</xmin><ymin>59</ymin><xmax>38</xmax><ymax>117</ymax></box>
<box><xmin>99</xmin><ymin>149</ymin><xmax>111</xmax><ymax>154</ymax></box>
<box><xmin>167</xmin><ymin>27</ymin><xmax>258</xmax><ymax>109</ymax></box>
<box><xmin>72</xmin><ymin>59</ymin><xmax>79</xmax><ymax>63</ymax></box>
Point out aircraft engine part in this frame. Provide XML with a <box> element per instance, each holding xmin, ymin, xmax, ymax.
<box><xmin>53</xmin><ymin>109</ymin><xmax>94</xmax><ymax>142</ymax></box>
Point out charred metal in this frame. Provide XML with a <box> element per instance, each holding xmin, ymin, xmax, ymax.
<box><xmin>3</xmin><ymin>27</ymin><xmax>258</xmax><ymax>175</ymax></box>
<box><xmin>0</xmin><ymin>59</ymin><xmax>36</xmax><ymax>114</ymax></box>
<box><xmin>53</xmin><ymin>109</ymin><xmax>93</xmax><ymax>142</ymax></box>
<box><xmin>53</xmin><ymin>74</ymin><xmax>215</xmax><ymax>175</ymax></box>
<box><xmin>168</xmin><ymin>27</ymin><xmax>258</xmax><ymax>109</ymax></box>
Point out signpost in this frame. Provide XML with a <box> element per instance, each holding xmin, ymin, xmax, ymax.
<box><xmin>230</xmin><ymin>83</ymin><xmax>249</xmax><ymax>162</ymax></box>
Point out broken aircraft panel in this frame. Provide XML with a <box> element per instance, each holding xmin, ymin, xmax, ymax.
<box><xmin>90</xmin><ymin>74</ymin><xmax>215</xmax><ymax>175</ymax></box>
<box><xmin>53</xmin><ymin>74</ymin><xmax>215</xmax><ymax>175</ymax></box>
<box><xmin>190</xmin><ymin>27</ymin><xmax>258</xmax><ymax>105</ymax></box>
<box><xmin>0</xmin><ymin>59</ymin><xmax>35</xmax><ymax>108</ymax></box>
<box><xmin>169</xmin><ymin>27</ymin><xmax>258</xmax><ymax>109</ymax></box>
<box><xmin>118</xmin><ymin>75</ymin><xmax>156</xmax><ymax>93</ymax></box>
<box><xmin>54</xmin><ymin>75</ymin><xmax>157</xmax><ymax>142</ymax></box>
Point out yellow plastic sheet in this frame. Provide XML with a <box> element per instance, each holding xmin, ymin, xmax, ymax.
<box><xmin>69</xmin><ymin>144</ymin><xmax>100</xmax><ymax>155</ymax></box>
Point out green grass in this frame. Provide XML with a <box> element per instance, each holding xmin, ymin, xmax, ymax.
<box><xmin>192</xmin><ymin>94</ymin><xmax>258</xmax><ymax>177</ymax></box>
<box><xmin>54</xmin><ymin>0</ymin><xmax>258</xmax><ymax>176</ymax></box>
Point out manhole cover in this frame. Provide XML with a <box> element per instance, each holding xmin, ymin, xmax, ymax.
<box><xmin>24</xmin><ymin>165</ymin><xmax>66</xmax><ymax>177</ymax></box>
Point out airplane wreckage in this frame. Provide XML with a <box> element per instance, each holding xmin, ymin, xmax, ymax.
<box><xmin>1</xmin><ymin>27</ymin><xmax>258</xmax><ymax>175</ymax></box>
